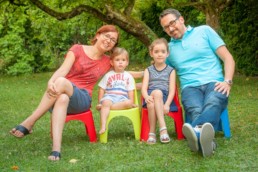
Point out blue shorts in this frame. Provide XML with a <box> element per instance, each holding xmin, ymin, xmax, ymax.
<box><xmin>142</xmin><ymin>89</ymin><xmax>178</xmax><ymax>112</ymax></box>
<box><xmin>100</xmin><ymin>94</ymin><xmax>129</xmax><ymax>104</ymax></box>
<box><xmin>49</xmin><ymin>83</ymin><xmax>92</xmax><ymax>114</ymax></box>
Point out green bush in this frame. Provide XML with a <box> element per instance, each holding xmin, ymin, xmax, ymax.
<box><xmin>0</xmin><ymin>1</ymin><xmax>257</xmax><ymax>76</ymax></box>
<box><xmin>220</xmin><ymin>0</ymin><xmax>258</xmax><ymax>76</ymax></box>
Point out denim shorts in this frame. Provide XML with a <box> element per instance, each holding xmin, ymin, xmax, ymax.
<box><xmin>49</xmin><ymin>83</ymin><xmax>91</xmax><ymax>114</ymax></box>
<box><xmin>142</xmin><ymin>89</ymin><xmax>178</xmax><ymax>112</ymax></box>
<box><xmin>100</xmin><ymin>94</ymin><xmax>129</xmax><ymax>104</ymax></box>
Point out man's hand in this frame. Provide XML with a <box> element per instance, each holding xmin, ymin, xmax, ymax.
<box><xmin>214</xmin><ymin>82</ymin><xmax>231</xmax><ymax>97</ymax></box>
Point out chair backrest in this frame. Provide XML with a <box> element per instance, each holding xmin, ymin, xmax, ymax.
<box><xmin>173</xmin><ymin>86</ymin><xmax>182</xmax><ymax>110</ymax></box>
<box><xmin>133</xmin><ymin>86</ymin><xmax>139</xmax><ymax>106</ymax></box>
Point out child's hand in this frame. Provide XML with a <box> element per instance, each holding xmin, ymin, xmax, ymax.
<box><xmin>145</xmin><ymin>96</ymin><xmax>154</xmax><ymax>104</ymax></box>
<box><xmin>96</xmin><ymin>104</ymin><xmax>102</xmax><ymax>111</ymax></box>
<box><xmin>164</xmin><ymin>104</ymin><xmax>169</xmax><ymax>115</ymax></box>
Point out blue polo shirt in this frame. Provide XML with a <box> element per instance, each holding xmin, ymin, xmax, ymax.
<box><xmin>166</xmin><ymin>25</ymin><xmax>225</xmax><ymax>91</ymax></box>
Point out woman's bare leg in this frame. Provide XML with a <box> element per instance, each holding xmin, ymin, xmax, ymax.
<box><xmin>48</xmin><ymin>94</ymin><xmax>69</xmax><ymax>161</ymax></box>
<box><xmin>10</xmin><ymin>77</ymin><xmax>73</xmax><ymax>137</ymax></box>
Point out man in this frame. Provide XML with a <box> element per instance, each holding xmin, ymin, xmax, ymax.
<box><xmin>159</xmin><ymin>8</ymin><xmax>235</xmax><ymax>157</ymax></box>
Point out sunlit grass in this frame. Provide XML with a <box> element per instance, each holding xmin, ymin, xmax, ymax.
<box><xmin>0</xmin><ymin>73</ymin><xmax>257</xmax><ymax>171</ymax></box>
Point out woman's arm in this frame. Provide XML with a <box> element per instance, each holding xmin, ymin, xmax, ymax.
<box><xmin>48</xmin><ymin>51</ymin><xmax>75</xmax><ymax>84</ymax></box>
<box><xmin>128</xmin><ymin>71</ymin><xmax>144</xmax><ymax>90</ymax></box>
<box><xmin>128</xmin><ymin>71</ymin><xmax>144</xmax><ymax>79</ymax></box>
<box><xmin>47</xmin><ymin>51</ymin><xmax>75</xmax><ymax>95</ymax></box>
<box><xmin>215</xmin><ymin>46</ymin><xmax>235</xmax><ymax>96</ymax></box>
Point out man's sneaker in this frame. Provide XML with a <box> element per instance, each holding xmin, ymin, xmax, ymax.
<box><xmin>199</xmin><ymin>123</ymin><xmax>215</xmax><ymax>157</ymax></box>
<box><xmin>182</xmin><ymin>123</ymin><xmax>199</xmax><ymax>152</ymax></box>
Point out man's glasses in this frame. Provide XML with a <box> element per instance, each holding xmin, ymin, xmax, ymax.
<box><xmin>163</xmin><ymin>18</ymin><xmax>179</xmax><ymax>31</ymax></box>
<box><xmin>102</xmin><ymin>34</ymin><xmax>117</xmax><ymax>44</ymax></box>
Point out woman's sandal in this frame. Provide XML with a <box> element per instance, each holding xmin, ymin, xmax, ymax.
<box><xmin>49</xmin><ymin>151</ymin><xmax>61</xmax><ymax>161</ymax></box>
<box><xmin>147</xmin><ymin>133</ymin><xmax>156</xmax><ymax>144</ymax></box>
<box><xmin>160</xmin><ymin>127</ymin><xmax>171</xmax><ymax>143</ymax></box>
<box><xmin>10</xmin><ymin>125</ymin><xmax>32</xmax><ymax>138</ymax></box>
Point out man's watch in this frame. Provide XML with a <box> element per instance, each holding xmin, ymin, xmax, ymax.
<box><xmin>224</xmin><ymin>79</ymin><xmax>233</xmax><ymax>86</ymax></box>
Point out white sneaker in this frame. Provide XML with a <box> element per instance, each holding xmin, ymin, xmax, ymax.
<box><xmin>200</xmin><ymin>123</ymin><xmax>215</xmax><ymax>157</ymax></box>
<box><xmin>193</xmin><ymin>125</ymin><xmax>202</xmax><ymax>133</ymax></box>
<box><xmin>182</xmin><ymin>123</ymin><xmax>199</xmax><ymax>152</ymax></box>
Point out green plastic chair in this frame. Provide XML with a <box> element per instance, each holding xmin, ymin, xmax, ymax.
<box><xmin>99</xmin><ymin>88</ymin><xmax>141</xmax><ymax>143</ymax></box>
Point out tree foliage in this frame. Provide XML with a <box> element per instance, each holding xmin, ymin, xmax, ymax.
<box><xmin>220</xmin><ymin>0</ymin><xmax>258</xmax><ymax>76</ymax></box>
<box><xmin>0</xmin><ymin>0</ymin><xmax>257</xmax><ymax>76</ymax></box>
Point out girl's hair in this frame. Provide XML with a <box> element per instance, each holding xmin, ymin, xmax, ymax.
<box><xmin>148</xmin><ymin>38</ymin><xmax>169</xmax><ymax>52</ymax></box>
<box><xmin>91</xmin><ymin>25</ymin><xmax>119</xmax><ymax>45</ymax></box>
<box><xmin>110</xmin><ymin>47</ymin><xmax>129</xmax><ymax>61</ymax></box>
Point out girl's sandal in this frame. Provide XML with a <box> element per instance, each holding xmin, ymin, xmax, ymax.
<box><xmin>147</xmin><ymin>133</ymin><xmax>156</xmax><ymax>144</ymax></box>
<box><xmin>160</xmin><ymin>127</ymin><xmax>171</xmax><ymax>143</ymax></box>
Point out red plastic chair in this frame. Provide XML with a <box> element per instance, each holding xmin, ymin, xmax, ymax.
<box><xmin>51</xmin><ymin>110</ymin><xmax>97</xmax><ymax>142</ymax></box>
<box><xmin>140</xmin><ymin>87</ymin><xmax>184</xmax><ymax>141</ymax></box>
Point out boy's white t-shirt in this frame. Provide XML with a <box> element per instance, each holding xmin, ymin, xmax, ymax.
<box><xmin>98</xmin><ymin>70</ymin><xmax>135</xmax><ymax>96</ymax></box>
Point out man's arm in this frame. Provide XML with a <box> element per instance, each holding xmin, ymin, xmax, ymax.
<box><xmin>215</xmin><ymin>45</ymin><xmax>235</xmax><ymax>96</ymax></box>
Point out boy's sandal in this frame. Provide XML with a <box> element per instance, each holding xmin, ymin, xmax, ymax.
<box><xmin>147</xmin><ymin>133</ymin><xmax>156</xmax><ymax>144</ymax></box>
<box><xmin>160</xmin><ymin>127</ymin><xmax>171</xmax><ymax>143</ymax></box>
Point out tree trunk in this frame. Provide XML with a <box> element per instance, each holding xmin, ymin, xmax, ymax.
<box><xmin>205</xmin><ymin>3</ymin><xmax>220</xmax><ymax>31</ymax></box>
<box><xmin>29</xmin><ymin>0</ymin><xmax>157</xmax><ymax>46</ymax></box>
<box><xmin>174</xmin><ymin>0</ymin><xmax>233</xmax><ymax>31</ymax></box>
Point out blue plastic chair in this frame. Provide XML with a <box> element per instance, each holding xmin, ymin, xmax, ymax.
<box><xmin>185</xmin><ymin>108</ymin><xmax>231</xmax><ymax>138</ymax></box>
<box><xmin>217</xmin><ymin>108</ymin><xmax>231</xmax><ymax>138</ymax></box>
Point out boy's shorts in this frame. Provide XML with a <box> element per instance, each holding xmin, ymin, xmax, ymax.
<box><xmin>100</xmin><ymin>94</ymin><xmax>129</xmax><ymax>104</ymax></box>
<box><xmin>142</xmin><ymin>89</ymin><xmax>178</xmax><ymax>112</ymax></box>
<box><xmin>49</xmin><ymin>83</ymin><xmax>91</xmax><ymax>114</ymax></box>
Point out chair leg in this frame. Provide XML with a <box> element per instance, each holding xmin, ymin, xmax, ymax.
<box><xmin>99</xmin><ymin>118</ymin><xmax>110</xmax><ymax>143</ymax></box>
<box><xmin>131</xmin><ymin>115</ymin><xmax>141</xmax><ymax>140</ymax></box>
<box><xmin>63</xmin><ymin>111</ymin><xmax>98</xmax><ymax>142</ymax></box>
<box><xmin>173</xmin><ymin>115</ymin><xmax>184</xmax><ymax>140</ymax></box>
<box><xmin>84</xmin><ymin>116</ymin><xmax>97</xmax><ymax>142</ymax></box>
<box><xmin>220</xmin><ymin>109</ymin><xmax>231</xmax><ymax>138</ymax></box>
<box><xmin>99</xmin><ymin>130</ymin><xmax>108</xmax><ymax>143</ymax></box>
<box><xmin>140</xmin><ymin>109</ymin><xmax>150</xmax><ymax>141</ymax></box>
<box><xmin>168</xmin><ymin>112</ymin><xmax>184</xmax><ymax>140</ymax></box>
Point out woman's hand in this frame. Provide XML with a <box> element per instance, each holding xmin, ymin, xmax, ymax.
<box><xmin>47</xmin><ymin>82</ymin><xmax>58</xmax><ymax>98</ymax></box>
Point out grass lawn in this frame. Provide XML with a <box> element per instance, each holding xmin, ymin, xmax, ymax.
<box><xmin>0</xmin><ymin>72</ymin><xmax>257</xmax><ymax>171</ymax></box>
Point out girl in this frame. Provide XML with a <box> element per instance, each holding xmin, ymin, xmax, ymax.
<box><xmin>141</xmin><ymin>38</ymin><xmax>176</xmax><ymax>144</ymax></box>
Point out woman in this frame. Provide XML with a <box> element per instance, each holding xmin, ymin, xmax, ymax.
<box><xmin>10</xmin><ymin>25</ymin><xmax>119</xmax><ymax>161</ymax></box>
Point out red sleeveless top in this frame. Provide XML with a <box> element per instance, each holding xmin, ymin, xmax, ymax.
<box><xmin>65</xmin><ymin>44</ymin><xmax>111</xmax><ymax>96</ymax></box>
